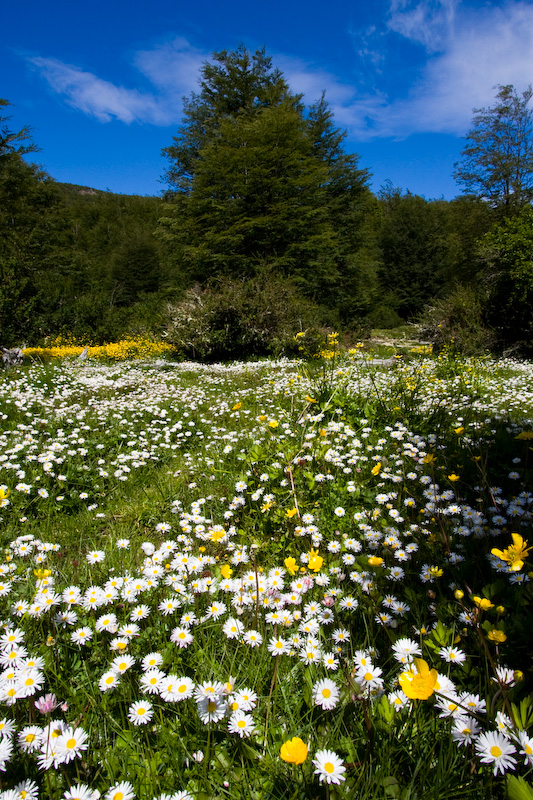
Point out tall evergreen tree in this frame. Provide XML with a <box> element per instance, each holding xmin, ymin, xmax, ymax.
<box><xmin>159</xmin><ymin>46</ymin><xmax>373</xmax><ymax>311</ymax></box>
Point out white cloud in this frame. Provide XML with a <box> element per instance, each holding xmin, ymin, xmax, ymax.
<box><xmin>386</xmin><ymin>0</ymin><xmax>458</xmax><ymax>52</ymax></box>
<box><xmin>342</xmin><ymin>0</ymin><xmax>533</xmax><ymax>139</ymax></box>
<box><xmin>28</xmin><ymin>39</ymin><xmax>208</xmax><ymax>126</ymax></box>
<box><xmin>28</xmin><ymin>56</ymin><xmax>171</xmax><ymax>124</ymax></box>
<box><xmin>27</xmin><ymin>3</ymin><xmax>533</xmax><ymax>142</ymax></box>
<box><xmin>133</xmin><ymin>37</ymin><xmax>206</xmax><ymax>95</ymax></box>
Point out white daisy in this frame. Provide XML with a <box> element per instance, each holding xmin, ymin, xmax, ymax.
<box><xmin>128</xmin><ymin>700</ymin><xmax>154</xmax><ymax>726</ymax></box>
<box><xmin>312</xmin><ymin>749</ymin><xmax>346</xmax><ymax>785</ymax></box>
<box><xmin>475</xmin><ymin>730</ymin><xmax>517</xmax><ymax>775</ymax></box>
<box><xmin>312</xmin><ymin>679</ymin><xmax>339</xmax><ymax>710</ymax></box>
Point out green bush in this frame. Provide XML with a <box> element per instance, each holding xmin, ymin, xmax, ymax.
<box><xmin>419</xmin><ymin>284</ymin><xmax>494</xmax><ymax>355</ymax></box>
<box><xmin>162</xmin><ymin>269</ymin><xmax>321</xmax><ymax>361</ymax></box>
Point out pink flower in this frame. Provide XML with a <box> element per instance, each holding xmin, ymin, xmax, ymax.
<box><xmin>34</xmin><ymin>693</ymin><xmax>60</xmax><ymax>713</ymax></box>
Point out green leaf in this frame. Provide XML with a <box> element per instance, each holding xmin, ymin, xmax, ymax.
<box><xmin>506</xmin><ymin>775</ymin><xmax>533</xmax><ymax>800</ymax></box>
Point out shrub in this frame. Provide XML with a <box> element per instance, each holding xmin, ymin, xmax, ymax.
<box><xmin>163</xmin><ymin>269</ymin><xmax>321</xmax><ymax>361</ymax></box>
<box><xmin>419</xmin><ymin>284</ymin><xmax>494</xmax><ymax>356</ymax></box>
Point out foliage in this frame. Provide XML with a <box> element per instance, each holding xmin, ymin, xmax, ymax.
<box><xmin>163</xmin><ymin>270</ymin><xmax>321</xmax><ymax>361</ymax></box>
<box><xmin>159</xmin><ymin>46</ymin><xmax>376</xmax><ymax>314</ymax></box>
<box><xmin>376</xmin><ymin>186</ymin><xmax>457</xmax><ymax>320</ymax></box>
<box><xmin>478</xmin><ymin>205</ymin><xmax>533</xmax><ymax>355</ymax></box>
<box><xmin>454</xmin><ymin>85</ymin><xmax>533</xmax><ymax>214</ymax></box>
<box><xmin>418</xmin><ymin>284</ymin><xmax>495</xmax><ymax>355</ymax></box>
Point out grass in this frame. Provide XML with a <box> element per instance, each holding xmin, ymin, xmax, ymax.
<box><xmin>0</xmin><ymin>347</ymin><xmax>532</xmax><ymax>799</ymax></box>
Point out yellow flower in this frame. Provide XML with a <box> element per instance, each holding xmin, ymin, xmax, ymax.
<box><xmin>398</xmin><ymin>658</ymin><xmax>438</xmax><ymax>700</ymax></box>
<box><xmin>454</xmin><ymin>589</ymin><xmax>464</xmax><ymax>600</ymax></box>
<box><xmin>447</xmin><ymin>473</ymin><xmax>460</xmax><ymax>482</ymax></box>
<box><xmin>368</xmin><ymin>556</ymin><xmax>384</xmax><ymax>567</ymax></box>
<box><xmin>284</xmin><ymin>557</ymin><xmax>297</xmax><ymax>576</ymax></box>
<box><xmin>308</xmin><ymin>550</ymin><xmax>323</xmax><ymax>572</ymax></box>
<box><xmin>286</xmin><ymin>508</ymin><xmax>298</xmax><ymax>519</ymax></box>
<box><xmin>454</xmin><ymin>426</ymin><xmax>464</xmax><ymax>435</ymax></box>
<box><xmin>220</xmin><ymin>564</ymin><xmax>232</xmax><ymax>579</ymax></box>
<box><xmin>491</xmin><ymin>533</ymin><xmax>532</xmax><ymax>572</ymax></box>
<box><xmin>421</xmin><ymin>454</ymin><xmax>436</xmax><ymax>464</ymax></box>
<box><xmin>487</xmin><ymin>630</ymin><xmax>507</xmax><ymax>644</ymax></box>
<box><xmin>268</xmin><ymin>420</ymin><xmax>279</xmax><ymax>429</ymax></box>
<box><xmin>473</xmin><ymin>596</ymin><xmax>494</xmax><ymax>611</ymax></box>
<box><xmin>232</xmin><ymin>402</ymin><xmax>242</xmax><ymax>411</ymax></box>
<box><xmin>371</xmin><ymin>462</ymin><xmax>381</xmax><ymax>476</ymax></box>
<box><xmin>34</xmin><ymin>568</ymin><xmax>52</xmax><ymax>579</ymax></box>
<box><xmin>280</xmin><ymin>737</ymin><xmax>308</xmax><ymax>764</ymax></box>
<box><xmin>305</xmin><ymin>395</ymin><xmax>317</xmax><ymax>403</ymax></box>
<box><xmin>515</xmin><ymin>431</ymin><xmax>533</xmax><ymax>439</ymax></box>
<box><xmin>428</xmin><ymin>566</ymin><xmax>443</xmax><ymax>578</ymax></box>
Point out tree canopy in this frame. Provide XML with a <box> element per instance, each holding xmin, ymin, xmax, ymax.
<box><xmin>454</xmin><ymin>84</ymin><xmax>533</xmax><ymax>214</ymax></box>
<box><xmin>159</xmin><ymin>46</ymin><xmax>375</xmax><ymax>315</ymax></box>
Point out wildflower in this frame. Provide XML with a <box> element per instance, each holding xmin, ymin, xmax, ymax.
<box><xmin>475</xmin><ymin>731</ymin><xmax>517</xmax><ymax>775</ymax></box>
<box><xmin>280</xmin><ymin>737</ymin><xmax>308</xmax><ymax>764</ymax></box>
<box><xmin>451</xmin><ymin>716</ymin><xmax>481</xmax><ymax>746</ymax></box>
<box><xmin>487</xmin><ymin>629</ymin><xmax>507</xmax><ymax>643</ymax></box>
<box><xmin>312</xmin><ymin>749</ymin><xmax>346</xmax><ymax>785</ymax></box>
<box><xmin>284</xmin><ymin>557</ymin><xmax>297</xmax><ymax>575</ymax></box>
<box><xmin>17</xmin><ymin>725</ymin><xmax>42</xmax><ymax>753</ymax></box>
<box><xmin>0</xmin><ymin>735</ymin><xmax>13</xmax><ymax>770</ymax></box>
<box><xmin>267</xmin><ymin>637</ymin><xmax>289</xmax><ymax>656</ymax></box>
<box><xmin>473</xmin><ymin>596</ymin><xmax>494</xmax><ymax>611</ymax></box>
<box><xmin>63</xmin><ymin>784</ymin><xmax>101</xmax><ymax>800</ymax></box>
<box><xmin>228</xmin><ymin>710</ymin><xmax>255</xmax><ymax>738</ymax></box>
<box><xmin>392</xmin><ymin>638</ymin><xmax>421</xmax><ymax>664</ymax></box>
<box><xmin>111</xmin><ymin>655</ymin><xmax>135</xmax><ymax>674</ymax></box>
<box><xmin>170</xmin><ymin>628</ymin><xmax>193</xmax><ymax>648</ymax></box>
<box><xmin>491</xmin><ymin>533</ymin><xmax>532</xmax><ymax>571</ymax></box>
<box><xmin>439</xmin><ymin>646</ymin><xmax>467</xmax><ymax>664</ymax></box>
<box><xmin>105</xmin><ymin>782</ymin><xmax>136</xmax><ymax>800</ymax></box>
<box><xmin>99</xmin><ymin>671</ymin><xmax>120</xmax><ymax>693</ymax></box>
<box><xmin>399</xmin><ymin>658</ymin><xmax>438</xmax><ymax>700</ymax></box>
<box><xmin>54</xmin><ymin>726</ymin><xmax>89</xmax><ymax>764</ymax></box>
<box><xmin>515</xmin><ymin>730</ymin><xmax>533</xmax><ymax>766</ymax></box>
<box><xmin>308</xmin><ymin>550</ymin><xmax>323</xmax><ymax>572</ymax></box>
<box><xmin>223</xmin><ymin>617</ymin><xmax>244</xmax><ymax>640</ymax></box>
<box><xmin>86</xmin><ymin>551</ymin><xmax>105</xmax><ymax>564</ymax></box>
<box><xmin>196</xmin><ymin>695</ymin><xmax>226</xmax><ymax>724</ymax></box>
<box><xmin>71</xmin><ymin>627</ymin><xmax>93</xmax><ymax>646</ymax></box>
<box><xmin>140</xmin><ymin>669</ymin><xmax>165</xmax><ymax>695</ymax></box>
<box><xmin>0</xmin><ymin>718</ymin><xmax>15</xmax><ymax>738</ymax></box>
<box><xmin>243</xmin><ymin>630</ymin><xmax>263</xmax><ymax>647</ymax></box>
<box><xmin>128</xmin><ymin>700</ymin><xmax>154</xmax><ymax>726</ymax></box>
<box><xmin>312</xmin><ymin>679</ymin><xmax>339</xmax><ymax>710</ymax></box>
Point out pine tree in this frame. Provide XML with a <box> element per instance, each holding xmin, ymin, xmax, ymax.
<box><xmin>159</xmin><ymin>46</ymin><xmax>373</xmax><ymax>311</ymax></box>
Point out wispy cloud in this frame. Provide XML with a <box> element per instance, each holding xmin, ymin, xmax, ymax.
<box><xmin>386</xmin><ymin>0</ymin><xmax>458</xmax><ymax>53</ymax></box>
<box><xmin>26</xmin><ymin>2</ymin><xmax>533</xmax><ymax>142</ymax></box>
<box><xmin>27</xmin><ymin>39</ymin><xmax>208</xmax><ymax>125</ymax></box>
<box><xmin>341</xmin><ymin>0</ymin><xmax>533</xmax><ymax>139</ymax></box>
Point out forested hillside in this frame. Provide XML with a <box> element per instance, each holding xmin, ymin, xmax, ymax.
<box><xmin>2</xmin><ymin>58</ymin><xmax>533</xmax><ymax>355</ymax></box>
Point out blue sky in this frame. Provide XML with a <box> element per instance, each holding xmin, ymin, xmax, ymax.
<box><xmin>4</xmin><ymin>0</ymin><xmax>533</xmax><ymax>199</ymax></box>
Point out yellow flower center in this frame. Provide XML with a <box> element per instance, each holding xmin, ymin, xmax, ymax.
<box><xmin>490</xmin><ymin>745</ymin><xmax>502</xmax><ymax>758</ymax></box>
<box><xmin>325</xmin><ymin>762</ymin><xmax>335</xmax><ymax>773</ymax></box>
<box><xmin>322</xmin><ymin>688</ymin><xmax>331</xmax><ymax>698</ymax></box>
<box><xmin>66</xmin><ymin>738</ymin><xmax>76</xmax><ymax>749</ymax></box>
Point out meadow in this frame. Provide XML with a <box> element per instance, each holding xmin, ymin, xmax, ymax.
<box><xmin>0</xmin><ymin>338</ymin><xmax>532</xmax><ymax>800</ymax></box>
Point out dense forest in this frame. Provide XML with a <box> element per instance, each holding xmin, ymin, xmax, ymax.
<box><xmin>2</xmin><ymin>50</ymin><xmax>533</xmax><ymax>357</ymax></box>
